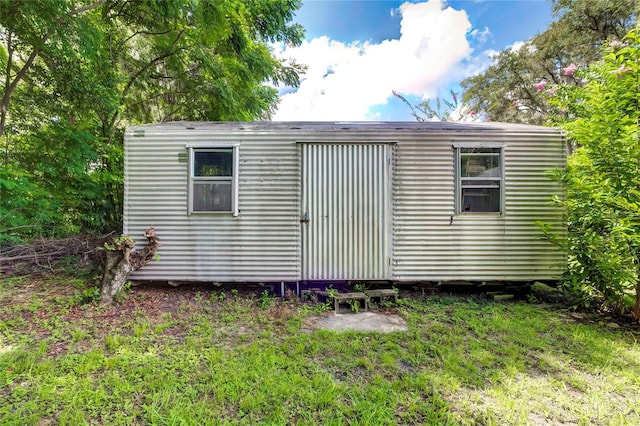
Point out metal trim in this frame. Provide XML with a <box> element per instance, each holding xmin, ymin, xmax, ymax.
<box><xmin>296</xmin><ymin>139</ymin><xmax>398</xmax><ymax>145</ymax></box>
<box><xmin>452</xmin><ymin>142</ymin><xmax>506</xmax><ymax>148</ymax></box>
<box><xmin>185</xmin><ymin>142</ymin><xmax>238</xmax><ymax>148</ymax></box>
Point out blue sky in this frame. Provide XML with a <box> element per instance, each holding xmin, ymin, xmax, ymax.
<box><xmin>273</xmin><ymin>0</ymin><xmax>555</xmax><ymax>121</ymax></box>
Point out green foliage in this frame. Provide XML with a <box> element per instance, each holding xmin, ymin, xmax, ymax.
<box><xmin>0</xmin><ymin>0</ymin><xmax>304</xmax><ymax>242</ymax></box>
<box><xmin>325</xmin><ymin>286</ymin><xmax>339</xmax><ymax>298</ymax></box>
<box><xmin>545</xmin><ymin>29</ymin><xmax>640</xmax><ymax>315</ymax></box>
<box><xmin>461</xmin><ymin>0</ymin><xmax>636</xmax><ymax>123</ymax></box>
<box><xmin>347</xmin><ymin>298</ymin><xmax>360</xmax><ymax>313</ymax></box>
<box><xmin>353</xmin><ymin>282</ymin><xmax>367</xmax><ymax>292</ymax></box>
<box><xmin>103</xmin><ymin>235</ymin><xmax>134</xmax><ymax>251</ymax></box>
<box><xmin>64</xmin><ymin>285</ymin><xmax>101</xmax><ymax>307</ymax></box>
<box><xmin>1</xmin><ymin>120</ymin><xmax>123</xmax><ymax>241</ymax></box>
<box><xmin>259</xmin><ymin>289</ymin><xmax>272</xmax><ymax>309</ymax></box>
<box><xmin>2</xmin><ymin>276</ymin><xmax>639</xmax><ymax>424</ymax></box>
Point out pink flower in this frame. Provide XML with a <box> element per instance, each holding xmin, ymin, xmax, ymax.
<box><xmin>610</xmin><ymin>40</ymin><xmax>624</xmax><ymax>49</ymax></box>
<box><xmin>563</xmin><ymin>63</ymin><xmax>577</xmax><ymax>76</ymax></box>
<box><xmin>534</xmin><ymin>80</ymin><xmax>547</xmax><ymax>92</ymax></box>
<box><xmin>470</xmin><ymin>111</ymin><xmax>476</xmax><ymax>116</ymax></box>
<box><xmin>610</xmin><ymin>64</ymin><xmax>630</xmax><ymax>77</ymax></box>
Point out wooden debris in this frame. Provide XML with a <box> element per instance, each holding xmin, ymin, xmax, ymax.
<box><xmin>0</xmin><ymin>233</ymin><xmax>113</xmax><ymax>276</ymax></box>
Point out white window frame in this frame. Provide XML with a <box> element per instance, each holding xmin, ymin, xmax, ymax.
<box><xmin>186</xmin><ymin>143</ymin><xmax>239</xmax><ymax>216</ymax></box>
<box><xmin>453</xmin><ymin>143</ymin><xmax>505</xmax><ymax>215</ymax></box>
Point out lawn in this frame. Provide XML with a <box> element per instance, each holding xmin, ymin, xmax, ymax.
<box><xmin>0</xmin><ymin>274</ymin><xmax>639</xmax><ymax>425</ymax></box>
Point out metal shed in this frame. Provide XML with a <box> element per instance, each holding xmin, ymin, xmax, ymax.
<box><xmin>124</xmin><ymin>121</ymin><xmax>566</xmax><ymax>284</ymax></box>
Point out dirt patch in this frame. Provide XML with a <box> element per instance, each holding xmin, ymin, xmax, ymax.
<box><xmin>302</xmin><ymin>311</ymin><xmax>408</xmax><ymax>333</ymax></box>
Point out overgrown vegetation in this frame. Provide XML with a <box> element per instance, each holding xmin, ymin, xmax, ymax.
<box><xmin>538</xmin><ymin>29</ymin><xmax>640</xmax><ymax>319</ymax></box>
<box><xmin>0</xmin><ymin>0</ymin><xmax>304</xmax><ymax>243</ymax></box>
<box><xmin>448</xmin><ymin>1</ymin><xmax>640</xmax><ymax>319</ymax></box>
<box><xmin>1</xmin><ymin>275</ymin><xmax>638</xmax><ymax>424</ymax></box>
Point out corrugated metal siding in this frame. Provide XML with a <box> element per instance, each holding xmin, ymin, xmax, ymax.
<box><xmin>124</xmin><ymin>122</ymin><xmax>566</xmax><ymax>283</ymax></box>
<box><xmin>124</xmin><ymin>128</ymin><xmax>300</xmax><ymax>281</ymax></box>
<box><xmin>393</xmin><ymin>132</ymin><xmax>566</xmax><ymax>281</ymax></box>
<box><xmin>301</xmin><ymin>144</ymin><xmax>390</xmax><ymax>280</ymax></box>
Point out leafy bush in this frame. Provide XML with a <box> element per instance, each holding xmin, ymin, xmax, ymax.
<box><xmin>545</xmin><ymin>29</ymin><xmax>640</xmax><ymax>317</ymax></box>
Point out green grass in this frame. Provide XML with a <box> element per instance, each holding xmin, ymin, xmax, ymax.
<box><xmin>1</xmin><ymin>275</ymin><xmax>639</xmax><ymax>425</ymax></box>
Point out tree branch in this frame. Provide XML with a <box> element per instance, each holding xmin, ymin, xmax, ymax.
<box><xmin>120</xmin><ymin>29</ymin><xmax>186</xmax><ymax>101</ymax></box>
<box><xmin>161</xmin><ymin>106</ymin><xmax>182</xmax><ymax>122</ymax></box>
<box><xmin>0</xmin><ymin>0</ymin><xmax>110</xmax><ymax>137</ymax></box>
<box><xmin>1</xmin><ymin>30</ymin><xmax>14</xmax><ymax>164</ymax></box>
<box><xmin>71</xmin><ymin>0</ymin><xmax>110</xmax><ymax>16</ymax></box>
<box><xmin>105</xmin><ymin>29</ymin><xmax>187</xmax><ymax>139</ymax></box>
<box><xmin>126</xmin><ymin>91</ymin><xmax>189</xmax><ymax>109</ymax></box>
<box><xmin>120</xmin><ymin>29</ymin><xmax>173</xmax><ymax>47</ymax></box>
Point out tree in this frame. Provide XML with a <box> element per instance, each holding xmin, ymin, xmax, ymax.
<box><xmin>0</xmin><ymin>0</ymin><xmax>110</xmax><ymax>139</ymax></box>
<box><xmin>1</xmin><ymin>0</ymin><xmax>117</xmax><ymax>239</ymax></box>
<box><xmin>393</xmin><ymin>90</ymin><xmax>480</xmax><ymax>122</ymax></box>
<box><xmin>0</xmin><ymin>0</ymin><xmax>304</xmax><ymax>242</ymax></box>
<box><xmin>544</xmin><ymin>29</ymin><xmax>640</xmax><ymax>318</ymax></box>
<box><xmin>100</xmin><ymin>227</ymin><xmax>160</xmax><ymax>305</ymax></box>
<box><xmin>461</xmin><ymin>0</ymin><xmax>637</xmax><ymax>124</ymax></box>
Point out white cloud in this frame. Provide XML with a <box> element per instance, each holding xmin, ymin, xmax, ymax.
<box><xmin>273</xmin><ymin>0</ymin><xmax>473</xmax><ymax>121</ymax></box>
<box><xmin>470</xmin><ymin>26</ymin><xmax>492</xmax><ymax>44</ymax></box>
<box><xmin>456</xmin><ymin>48</ymin><xmax>498</xmax><ymax>79</ymax></box>
<box><xmin>509</xmin><ymin>41</ymin><xmax>526</xmax><ymax>52</ymax></box>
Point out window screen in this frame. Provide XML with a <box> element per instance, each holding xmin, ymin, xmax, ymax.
<box><xmin>190</xmin><ymin>148</ymin><xmax>234</xmax><ymax>213</ymax></box>
<box><xmin>457</xmin><ymin>147</ymin><xmax>502</xmax><ymax>213</ymax></box>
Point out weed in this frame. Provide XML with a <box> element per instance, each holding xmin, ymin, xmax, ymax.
<box><xmin>112</xmin><ymin>282</ymin><xmax>132</xmax><ymax>304</ymax></box>
<box><xmin>1</xmin><ymin>275</ymin><xmax>639</xmax><ymax>425</ymax></box>
<box><xmin>133</xmin><ymin>321</ymin><xmax>150</xmax><ymax>338</ymax></box>
<box><xmin>380</xmin><ymin>300</ymin><xmax>395</xmax><ymax>309</ymax></box>
<box><xmin>353</xmin><ymin>283</ymin><xmax>368</xmax><ymax>292</ymax></box>
<box><xmin>70</xmin><ymin>327</ymin><xmax>90</xmax><ymax>342</ymax></box>
<box><xmin>0</xmin><ymin>276</ymin><xmax>28</xmax><ymax>289</ymax></box>
<box><xmin>83</xmin><ymin>285</ymin><xmax>101</xmax><ymax>303</ymax></box>
<box><xmin>325</xmin><ymin>287</ymin><xmax>339</xmax><ymax>298</ymax></box>
<box><xmin>347</xmin><ymin>298</ymin><xmax>360</xmax><ymax>313</ymax></box>
<box><xmin>210</xmin><ymin>291</ymin><xmax>225</xmax><ymax>302</ymax></box>
<box><xmin>27</xmin><ymin>299</ymin><xmax>44</xmax><ymax>313</ymax></box>
<box><xmin>104</xmin><ymin>334</ymin><xmax>125</xmax><ymax>351</ymax></box>
<box><xmin>259</xmin><ymin>290</ymin><xmax>272</xmax><ymax>309</ymax></box>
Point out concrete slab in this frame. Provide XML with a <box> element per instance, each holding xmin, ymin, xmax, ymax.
<box><xmin>304</xmin><ymin>312</ymin><xmax>407</xmax><ymax>333</ymax></box>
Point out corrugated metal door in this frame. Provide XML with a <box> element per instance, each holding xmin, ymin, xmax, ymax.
<box><xmin>301</xmin><ymin>144</ymin><xmax>390</xmax><ymax>280</ymax></box>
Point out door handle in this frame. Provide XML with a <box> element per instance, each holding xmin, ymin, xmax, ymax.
<box><xmin>300</xmin><ymin>212</ymin><xmax>309</xmax><ymax>223</ymax></box>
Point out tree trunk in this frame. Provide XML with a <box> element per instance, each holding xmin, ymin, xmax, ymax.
<box><xmin>100</xmin><ymin>227</ymin><xmax>159</xmax><ymax>305</ymax></box>
<box><xmin>633</xmin><ymin>280</ymin><xmax>640</xmax><ymax>321</ymax></box>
